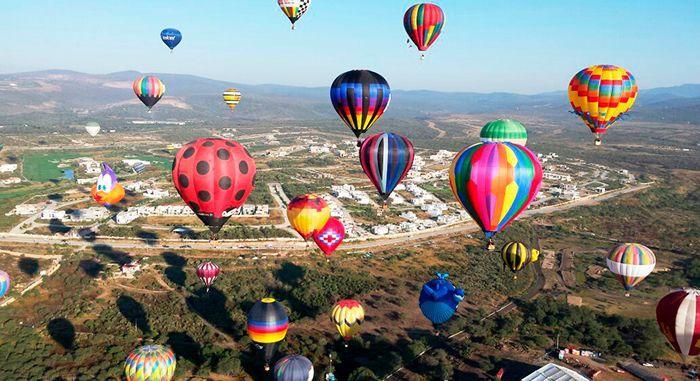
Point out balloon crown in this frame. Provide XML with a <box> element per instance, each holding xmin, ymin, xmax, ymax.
<box><xmin>436</xmin><ymin>272</ymin><xmax>449</xmax><ymax>280</ymax></box>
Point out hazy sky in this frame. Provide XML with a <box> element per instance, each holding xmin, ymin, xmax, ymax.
<box><xmin>1</xmin><ymin>1</ymin><xmax>698</xmax><ymax>93</ymax></box>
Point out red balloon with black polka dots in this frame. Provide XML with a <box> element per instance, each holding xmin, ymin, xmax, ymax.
<box><xmin>172</xmin><ymin>138</ymin><xmax>256</xmax><ymax>237</ymax></box>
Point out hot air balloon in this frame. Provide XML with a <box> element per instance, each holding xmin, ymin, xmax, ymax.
<box><xmin>196</xmin><ymin>261</ymin><xmax>220</xmax><ymax>292</ymax></box>
<box><xmin>222</xmin><ymin>88</ymin><xmax>242</xmax><ymax>111</ymax></box>
<box><xmin>313</xmin><ymin>217</ymin><xmax>344</xmax><ymax>258</ymax></box>
<box><xmin>501</xmin><ymin>241</ymin><xmax>540</xmax><ymax>275</ymax></box>
<box><xmin>172</xmin><ymin>138</ymin><xmax>256</xmax><ymax>238</ymax></box>
<box><xmin>0</xmin><ymin>270</ymin><xmax>10</xmax><ymax>298</ymax></box>
<box><xmin>286</xmin><ymin>194</ymin><xmax>330</xmax><ymax>240</ymax></box>
<box><xmin>133</xmin><ymin>76</ymin><xmax>165</xmax><ymax>112</ymax></box>
<box><xmin>330</xmin><ymin>70</ymin><xmax>391</xmax><ymax>144</ymax></box>
<box><xmin>480</xmin><ymin>119</ymin><xmax>528</xmax><ymax>146</ymax></box>
<box><xmin>403</xmin><ymin>3</ymin><xmax>445</xmax><ymax>59</ymax></box>
<box><xmin>568</xmin><ymin>65</ymin><xmax>638</xmax><ymax>145</ymax></box>
<box><xmin>606</xmin><ymin>243</ymin><xmax>656</xmax><ymax>295</ymax></box>
<box><xmin>331</xmin><ymin>299</ymin><xmax>364</xmax><ymax>345</ymax></box>
<box><xmin>124</xmin><ymin>344</ymin><xmax>176</xmax><ymax>381</ymax></box>
<box><xmin>274</xmin><ymin>355</ymin><xmax>314</xmax><ymax>381</ymax></box>
<box><xmin>656</xmin><ymin>288</ymin><xmax>700</xmax><ymax>358</ymax></box>
<box><xmin>419</xmin><ymin>273</ymin><xmax>464</xmax><ymax>329</ymax></box>
<box><xmin>359</xmin><ymin>132</ymin><xmax>414</xmax><ymax>204</ymax></box>
<box><xmin>85</xmin><ymin>122</ymin><xmax>100</xmax><ymax>137</ymax></box>
<box><xmin>91</xmin><ymin>163</ymin><xmax>125</xmax><ymax>206</ymax></box>
<box><xmin>247</xmin><ymin>298</ymin><xmax>289</xmax><ymax>370</ymax></box>
<box><xmin>278</xmin><ymin>0</ymin><xmax>311</xmax><ymax>29</ymax></box>
<box><xmin>449</xmin><ymin>142</ymin><xmax>542</xmax><ymax>250</ymax></box>
<box><xmin>160</xmin><ymin>28</ymin><xmax>182</xmax><ymax>52</ymax></box>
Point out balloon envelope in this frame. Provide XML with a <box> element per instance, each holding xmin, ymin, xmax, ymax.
<box><xmin>85</xmin><ymin>122</ymin><xmax>100</xmax><ymax>137</ymax></box>
<box><xmin>404</xmin><ymin>3</ymin><xmax>445</xmax><ymax>53</ymax></box>
<box><xmin>330</xmin><ymin>70</ymin><xmax>391</xmax><ymax>139</ymax></box>
<box><xmin>0</xmin><ymin>270</ymin><xmax>10</xmax><ymax>298</ymax></box>
<box><xmin>274</xmin><ymin>355</ymin><xmax>314</xmax><ymax>381</ymax></box>
<box><xmin>287</xmin><ymin>194</ymin><xmax>330</xmax><ymax>240</ymax></box>
<box><xmin>419</xmin><ymin>273</ymin><xmax>464</xmax><ymax>325</ymax></box>
<box><xmin>172</xmin><ymin>138</ymin><xmax>256</xmax><ymax>235</ymax></box>
<box><xmin>278</xmin><ymin>0</ymin><xmax>311</xmax><ymax>28</ymax></box>
<box><xmin>656</xmin><ymin>288</ymin><xmax>700</xmax><ymax>357</ymax></box>
<box><xmin>196</xmin><ymin>261</ymin><xmax>221</xmax><ymax>290</ymax></box>
<box><xmin>449</xmin><ymin>142</ymin><xmax>542</xmax><ymax>240</ymax></box>
<box><xmin>124</xmin><ymin>344</ymin><xmax>176</xmax><ymax>381</ymax></box>
<box><xmin>160</xmin><ymin>28</ymin><xmax>182</xmax><ymax>50</ymax></box>
<box><xmin>91</xmin><ymin>163</ymin><xmax>125</xmax><ymax>206</ymax></box>
<box><xmin>359</xmin><ymin>132</ymin><xmax>414</xmax><ymax>200</ymax></box>
<box><xmin>133</xmin><ymin>76</ymin><xmax>165</xmax><ymax>110</ymax></box>
<box><xmin>568</xmin><ymin>64</ymin><xmax>637</xmax><ymax>143</ymax></box>
<box><xmin>606</xmin><ymin>243</ymin><xmax>656</xmax><ymax>291</ymax></box>
<box><xmin>480</xmin><ymin>119</ymin><xmax>528</xmax><ymax>145</ymax></box>
<box><xmin>247</xmin><ymin>298</ymin><xmax>289</xmax><ymax>365</ymax></box>
<box><xmin>501</xmin><ymin>241</ymin><xmax>539</xmax><ymax>273</ymax></box>
<box><xmin>313</xmin><ymin>217</ymin><xmax>345</xmax><ymax>256</ymax></box>
<box><xmin>222</xmin><ymin>88</ymin><xmax>242</xmax><ymax>111</ymax></box>
<box><xmin>331</xmin><ymin>299</ymin><xmax>365</xmax><ymax>341</ymax></box>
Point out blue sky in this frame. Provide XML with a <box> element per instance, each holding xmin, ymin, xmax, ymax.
<box><xmin>1</xmin><ymin>0</ymin><xmax>698</xmax><ymax>93</ymax></box>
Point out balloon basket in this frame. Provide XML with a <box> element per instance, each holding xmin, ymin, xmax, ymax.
<box><xmin>624</xmin><ymin>292</ymin><xmax>630</xmax><ymax>297</ymax></box>
<box><xmin>594</xmin><ymin>138</ymin><xmax>602</xmax><ymax>146</ymax></box>
<box><xmin>264</xmin><ymin>364</ymin><xmax>270</xmax><ymax>372</ymax></box>
<box><xmin>487</xmin><ymin>240</ymin><xmax>496</xmax><ymax>251</ymax></box>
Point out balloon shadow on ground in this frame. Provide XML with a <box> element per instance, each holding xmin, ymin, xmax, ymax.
<box><xmin>136</xmin><ymin>230</ymin><xmax>158</xmax><ymax>246</ymax></box>
<box><xmin>47</xmin><ymin>317</ymin><xmax>75</xmax><ymax>351</ymax></box>
<box><xmin>274</xmin><ymin>261</ymin><xmax>305</xmax><ymax>287</ymax></box>
<box><xmin>48</xmin><ymin>218</ymin><xmax>71</xmax><ymax>234</ymax></box>
<box><xmin>93</xmin><ymin>244</ymin><xmax>133</xmax><ymax>266</ymax></box>
<box><xmin>162</xmin><ymin>252</ymin><xmax>187</xmax><ymax>267</ymax></box>
<box><xmin>186</xmin><ymin>287</ymin><xmax>240</xmax><ymax>337</ymax></box>
<box><xmin>78</xmin><ymin>228</ymin><xmax>96</xmax><ymax>242</ymax></box>
<box><xmin>78</xmin><ymin>259</ymin><xmax>104</xmax><ymax>278</ymax></box>
<box><xmin>162</xmin><ymin>252</ymin><xmax>187</xmax><ymax>287</ymax></box>
<box><xmin>47</xmin><ymin>193</ymin><xmax>63</xmax><ymax>202</ymax></box>
<box><xmin>117</xmin><ymin>294</ymin><xmax>150</xmax><ymax>335</ymax></box>
<box><xmin>166</xmin><ymin>331</ymin><xmax>204</xmax><ymax>367</ymax></box>
<box><xmin>18</xmin><ymin>257</ymin><xmax>39</xmax><ymax>276</ymax></box>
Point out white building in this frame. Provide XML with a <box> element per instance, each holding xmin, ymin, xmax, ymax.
<box><xmin>143</xmin><ymin>189</ymin><xmax>169</xmax><ymax>199</ymax></box>
<box><xmin>0</xmin><ymin>163</ymin><xmax>18</xmax><ymax>173</ymax></box>
<box><xmin>123</xmin><ymin>159</ymin><xmax>151</xmax><ymax>167</ymax></box>
<box><xmin>0</xmin><ymin>177</ymin><xmax>22</xmax><ymax>185</ymax></box>
<box><xmin>115</xmin><ymin>211</ymin><xmax>139</xmax><ymax>224</ymax></box>
<box><xmin>40</xmin><ymin>209</ymin><xmax>66</xmax><ymax>220</ymax></box>
<box><xmin>7</xmin><ymin>203</ymin><xmax>44</xmax><ymax>216</ymax></box>
<box><xmin>372</xmin><ymin>225</ymin><xmax>390</xmax><ymax>235</ymax></box>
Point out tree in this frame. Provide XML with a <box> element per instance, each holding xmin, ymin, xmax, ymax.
<box><xmin>348</xmin><ymin>367</ymin><xmax>378</xmax><ymax>381</ymax></box>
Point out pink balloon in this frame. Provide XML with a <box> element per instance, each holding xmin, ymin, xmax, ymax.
<box><xmin>313</xmin><ymin>217</ymin><xmax>345</xmax><ymax>257</ymax></box>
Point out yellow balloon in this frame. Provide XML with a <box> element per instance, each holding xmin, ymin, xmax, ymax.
<box><xmin>222</xmin><ymin>88</ymin><xmax>242</xmax><ymax>111</ymax></box>
<box><xmin>331</xmin><ymin>299</ymin><xmax>365</xmax><ymax>341</ymax></box>
<box><xmin>286</xmin><ymin>194</ymin><xmax>330</xmax><ymax>240</ymax></box>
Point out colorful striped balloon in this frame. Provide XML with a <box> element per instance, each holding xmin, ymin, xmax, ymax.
<box><xmin>331</xmin><ymin>299</ymin><xmax>365</xmax><ymax>342</ymax></box>
<box><xmin>133</xmin><ymin>76</ymin><xmax>165</xmax><ymax>111</ymax></box>
<box><xmin>359</xmin><ymin>132</ymin><xmax>414</xmax><ymax>201</ymax></box>
<box><xmin>278</xmin><ymin>0</ymin><xmax>311</xmax><ymax>29</ymax></box>
<box><xmin>124</xmin><ymin>344</ymin><xmax>176</xmax><ymax>381</ymax></box>
<box><xmin>480</xmin><ymin>119</ymin><xmax>528</xmax><ymax>146</ymax></box>
<box><xmin>449</xmin><ymin>142</ymin><xmax>542</xmax><ymax>248</ymax></box>
<box><xmin>196</xmin><ymin>261</ymin><xmax>221</xmax><ymax>291</ymax></box>
<box><xmin>286</xmin><ymin>194</ymin><xmax>330</xmax><ymax>240</ymax></box>
<box><xmin>568</xmin><ymin>64</ymin><xmax>638</xmax><ymax>145</ymax></box>
<box><xmin>248</xmin><ymin>298</ymin><xmax>289</xmax><ymax>367</ymax></box>
<box><xmin>501</xmin><ymin>241</ymin><xmax>540</xmax><ymax>273</ymax></box>
<box><xmin>330</xmin><ymin>70</ymin><xmax>391</xmax><ymax>141</ymax></box>
<box><xmin>222</xmin><ymin>88</ymin><xmax>242</xmax><ymax>111</ymax></box>
<box><xmin>404</xmin><ymin>3</ymin><xmax>445</xmax><ymax>57</ymax></box>
<box><xmin>656</xmin><ymin>288</ymin><xmax>700</xmax><ymax>357</ymax></box>
<box><xmin>606</xmin><ymin>243</ymin><xmax>656</xmax><ymax>292</ymax></box>
<box><xmin>0</xmin><ymin>270</ymin><xmax>10</xmax><ymax>298</ymax></box>
<box><xmin>274</xmin><ymin>355</ymin><xmax>314</xmax><ymax>381</ymax></box>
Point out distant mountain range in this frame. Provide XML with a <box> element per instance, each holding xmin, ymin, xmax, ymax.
<box><xmin>0</xmin><ymin>70</ymin><xmax>698</xmax><ymax>124</ymax></box>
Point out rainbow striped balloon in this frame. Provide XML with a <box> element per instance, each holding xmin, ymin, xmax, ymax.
<box><xmin>0</xmin><ymin>270</ymin><xmax>10</xmax><ymax>298</ymax></box>
<box><xmin>568</xmin><ymin>65</ymin><xmax>637</xmax><ymax>144</ymax></box>
<box><xmin>330</xmin><ymin>70</ymin><xmax>391</xmax><ymax>140</ymax></box>
<box><xmin>606</xmin><ymin>243</ymin><xmax>656</xmax><ymax>291</ymax></box>
<box><xmin>449</xmin><ymin>142</ymin><xmax>542</xmax><ymax>244</ymax></box>
<box><xmin>133</xmin><ymin>76</ymin><xmax>166</xmax><ymax>111</ymax></box>
<box><xmin>403</xmin><ymin>3</ymin><xmax>445</xmax><ymax>55</ymax></box>
<box><xmin>124</xmin><ymin>344</ymin><xmax>176</xmax><ymax>381</ymax></box>
<box><xmin>247</xmin><ymin>298</ymin><xmax>289</xmax><ymax>345</ymax></box>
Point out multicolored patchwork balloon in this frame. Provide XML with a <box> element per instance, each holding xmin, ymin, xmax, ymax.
<box><xmin>0</xmin><ymin>270</ymin><xmax>10</xmax><ymax>298</ymax></box>
<box><xmin>568</xmin><ymin>64</ymin><xmax>638</xmax><ymax>145</ymax></box>
<box><xmin>656</xmin><ymin>288</ymin><xmax>700</xmax><ymax>357</ymax></box>
<box><xmin>480</xmin><ymin>119</ymin><xmax>528</xmax><ymax>146</ymax></box>
<box><xmin>330</xmin><ymin>70</ymin><xmax>391</xmax><ymax>142</ymax></box>
<box><xmin>91</xmin><ymin>163</ymin><xmax>125</xmax><ymax>206</ymax></box>
<box><xmin>247</xmin><ymin>298</ymin><xmax>289</xmax><ymax>369</ymax></box>
<box><xmin>449</xmin><ymin>142</ymin><xmax>542</xmax><ymax>249</ymax></box>
<box><xmin>403</xmin><ymin>3</ymin><xmax>445</xmax><ymax>58</ymax></box>
<box><xmin>359</xmin><ymin>132</ymin><xmax>414</xmax><ymax>202</ymax></box>
<box><xmin>124</xmin><ymin>344</ymin><xmax>176</xmax><ymax>381</ymax></box>
<box><xmin>606</xmin><ymin>243</ymin><xmax>656</xmax><ymax>293</ymax></box>
<box><xmin>222</xmin><ymin>88</ymin><xmax>242</xmax><ymax>111</ymax></box>
<box><xmin>274</xmin><ymin>355</ymin><xmax>314</xmax><ymax>381</ymax></box>
<box><xmin>133</xmin><ymin>76</ymin><xmax>165</xmax><ymax>111</ymax></box>
<box><xmin>313</xmin><ymin>217</ymin><xmax>345</xmax><ymax>257</ymax></box>
<box><xmin>331</xmin><ymin>299</ymin><xmax>365</xmax><ymax>343</ymax></box>
<box><xmin>196</xmin><ymin>261</ymin><xmax>221</xmax><ymax>292</ymax></box>
<box><xmin>278</xmin><ymin>0</ymin><xmax>311</xmax><ymax>29</ymax></box>
<box><xmin>287</xmin><ymin>194</ymin><xmax>330</xmax><ymax>240</ymax></box>
<box><xmin>419</xmin><ymin>273</ymin><xmax>464</xmax><ymax>326</ymax></box>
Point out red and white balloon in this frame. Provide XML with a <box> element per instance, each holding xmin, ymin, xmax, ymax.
<box><xmin>656</xmin><ymin>288</ymin><xmax>700</xmax><ymax>357</ymax></box>
<box><xmin>196</xmin><ymin>261</ymin><xmax>221</xmax><ymax>292</ymax></box>
<box><xmin>313</xmin><ymin>217</ymin><xmax>345</xmax><ymax>257</ymax></box>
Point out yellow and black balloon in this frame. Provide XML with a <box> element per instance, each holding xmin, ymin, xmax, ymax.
<box><xmin>501</xmin><ymin>241</ymin><xmax>540</xmax><ymax>274</ymax></box>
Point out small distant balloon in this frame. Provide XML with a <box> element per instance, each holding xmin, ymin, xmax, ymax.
<box><xmin>133</xmin><ymin>76</ymin><xmax>165</xmax><ymax>111</ymax></box>
<box><xmin>278</xmin><ymin>0</ymin><xmax>311</xmax><ymax>30</ymax></box>
<box><xmin>160</xmin><ymin>28</ymin><xmax>182</xmax><ymax>51</ymax></box>
<box><xmin>91</xmin><ymin>163</ymin><xmax>125</xmax><ymax>206</ymax></box>
<box><xmin>222</xmin><ymin>88</ymin><xmax>242</xmax><ymax>111</ymax></box>
<box><xmin>404</xmin><ymin>3</ymin><xmax>445</xmax><ymax>59</ymax></box>
<box><xmin>85</xmin><ymin>122</ymin><xmax>100</xmax><ymax>137</ymax></box>
<box><xmin>196</xmin><ymin>261</ymin><xmax>221</xmax><ymax>292</ymax></box>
